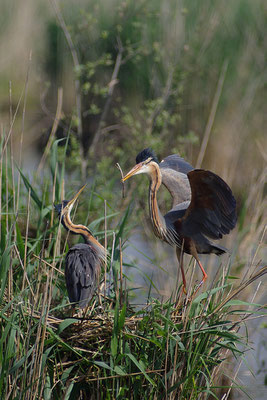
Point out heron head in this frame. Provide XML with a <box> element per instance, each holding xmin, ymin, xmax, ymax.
<box><xmin>54</xmin><ymin>184</ymin><xmax>87</xmax><ymax>218</ymax></box>
<box><xmin>122</xmin><ymin>148</ymin><xmax>159</xmax><ymax>182</ymax></box>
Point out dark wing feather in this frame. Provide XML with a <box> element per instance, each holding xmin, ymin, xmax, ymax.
<box><xmin>160</xmin><ymin>155</ymin><xmax>194</xmax><ymax>206</ymax></box>
<box><xmin>160</xmin><ymin>154</ymin><xmax>194</xmax><ymax>174</ymax></box>
<box><xmin>65</xmin><ymin>243</ymin><xmax>100</xmax><ymax>308</ymax></box>
<box><xmin>181</xmin><ymin>169</ymin><xmax>237</xmax><ymax>240</ymax></box>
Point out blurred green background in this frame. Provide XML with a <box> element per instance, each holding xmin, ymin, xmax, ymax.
<box><xmin>0</xmin><ymin>0</ymin><xmax>266</xmax><ymax>188</ymax></box>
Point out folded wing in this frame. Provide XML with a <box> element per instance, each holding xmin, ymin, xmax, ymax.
<box><xmin>65</xmin><ymin>243</ymin><xmax>100</xmax><ymax>308</ymax></box>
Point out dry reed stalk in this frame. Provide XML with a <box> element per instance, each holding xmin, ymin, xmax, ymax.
<box><xmin>119</xmin><ymin>237</ymin><xmax>123</xmax><ymax>308</ymax></box>
<box><xmin>0</xmin><ymin>126</ymin><xmax>2</xmax><ymax>245</ymax></box>
<box><xmin>85</xmin><ymin>368</ymin><xmax>165</xmax><ymax>382</ymax></box>
<box><xmin>109</xmin><ymin>232</ymin><xmax>116</xmax><ymax>297</ymax></box>
<box><xmin>30</xmin><ymin>261</ymin><xmax>51</xmax><ymax>400</ymax></box>
<box><xmin>22</xmin><ymin>189</ymin><xmax>31</xmax><ymax>292</ymax></box>
<box><xmin>16</xmin><ymin>52</ymin><xmax>31</xmax><ymax>217</ymax></box>
<box><xmin>32</xmin><ymin>254</ymin><xmax>64</xmax><ymax>276</ymax></box>
<box><xmin>115</xmin><ymin>162</ymin><xmax>125</xmax><ymax>198</ymax></box>
<box><xmin>104</xmin><ymin>200</ymin><xmax>107</xmax><ymax>299</ymax></box>
<box><xmin>196</xmin><ymin>60</ymin><xmax>228</xmax><ymax>168</ymax></box>
<box><xmin>8</xmin><ymin>82</ymin><xmax>15</xmax><ymax>307</ymax></box>
<box><xmin>37</xmin><ymin>87</ymin><xmax>63</xmax><ymax>174</ymax></box>
<box><xmin>5</xmin><ymin>137</ymin><xmax>8</xmax><ymax>234</ymax></box>
<box><xmin>14</xmin><ymin>245</ymin><xmax>34</xmax><ymax>298</ymax></box>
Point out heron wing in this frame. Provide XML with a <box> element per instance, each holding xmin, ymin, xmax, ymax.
<box><xmin>164</xmin><ymin>201</ymin><xmax>189</xmax><ymax>225</ymax></box>
<box><xmin>160</xmin><ymin>154</ymin><xmax>194</xmax><ymax>174</ymax></box>
<box><xmin>160</xmin><ymin>155</ymin><xmax>194</xmax><ymax>207</ymax></box>
<box><xmin>180</xmin><ymin>169</ymin><xmax>237</xmax><ymax>240</ymax></box>
<box><xmin>65</xmin><ymin>243</ymin><xmax>100</xmax><ymax>308</ymax></box>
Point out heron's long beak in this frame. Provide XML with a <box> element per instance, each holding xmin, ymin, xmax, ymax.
<box><xmin>121</xmin><ymin>163</ymin><xmax>144</xmax><ymax>182</ymax></box>
<box><xmin>65</xmin><ymin>184</ymin><xmax>87</xmax><ymax>210</ymax></box>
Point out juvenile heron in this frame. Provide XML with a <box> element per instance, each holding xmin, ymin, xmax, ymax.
<box><xmin>54</xmin><ymin>185</ymin><xmax>106</xmax><ymax>309</ymax></box>
<box><xmin>122</xmin><ymin>148</ymin><xmax>237</xmax><ymax>293</ymax></box>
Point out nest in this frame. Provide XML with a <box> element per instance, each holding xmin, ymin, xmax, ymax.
<box><xmin>61</xmin><ymin>314</ymin><xmax>142</xmax><ymax>344</ymax></box>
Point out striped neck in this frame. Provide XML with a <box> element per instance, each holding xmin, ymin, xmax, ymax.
<box><xmin>62</xmin><ymin>213</ymin><xmax>106</xmax><ymax>261</ymax></box>
<box><xmin>148</xmin><ymin>163</ymin><xmax>166</xmax><ymax>239</ymax></box>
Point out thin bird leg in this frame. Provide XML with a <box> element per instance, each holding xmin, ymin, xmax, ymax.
<box><xmin>197</xmin><ymin>259</ymin><xmax>208</xmax><ymax>285</ymax></box>
<box><xmin>191</xmin><ymin>247</ymin><xmax>208</xmax><ymax>295</ymax></box>
<box><xmin>176</xmin><ymin>246</ymin><xmax>187</xmax><ymax>294</ymax></box>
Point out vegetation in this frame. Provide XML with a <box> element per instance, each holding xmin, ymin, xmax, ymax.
<box><xmin>0</xmin><ymin>0</ymin><xmax>266</xmax><ymax>399</ymax></box>
<box><xmin>0</xmin><ymin>124</ymin><xmax>266</xmax><ymax>399</ymax></box>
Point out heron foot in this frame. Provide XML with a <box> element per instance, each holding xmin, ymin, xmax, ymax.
<box><xmin>191</xmin><ymin>278</ymin><xmax>206</xmax><ymax>297</ymax></box>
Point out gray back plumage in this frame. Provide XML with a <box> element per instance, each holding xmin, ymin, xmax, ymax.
<box><xmin>160</xmin><ymin>154</ymin><xmax>194</xmax><ymax>207</ymax></box>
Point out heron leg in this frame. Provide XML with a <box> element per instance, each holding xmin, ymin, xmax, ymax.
<box><xmin>176</xmin><ymin>247</ymin><xmax>187</xmax><ymax>294</ymax></box>
<box><xmin>191</xmin><ymin>245</ymin><xmax>208</xmax><ymax>294</ymax></box>
<box><xmin>197</xmin><ymin>259</ymin><xmax>208</xmax><ymax>285</ymax></box>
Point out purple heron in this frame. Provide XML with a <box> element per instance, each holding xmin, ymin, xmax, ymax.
<box><xmin>122</xmin><ymin>148</ymin><xmax>237</xmax><ymax>293</ymax></box>
<box><xmin>54</xmin><ymin>185</ymin><xmax>105</xmax><ymax>308</ymax></box>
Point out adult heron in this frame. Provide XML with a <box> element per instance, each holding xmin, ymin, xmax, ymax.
<box><xmin>122</xmin><ymin>148</ymin><xmax>237</xmax><ymax>293</ymax></box>
<box><xmin>54</xmin><ymin>185</ymin><xmax>106</xmax><ymax>308</ymax></box>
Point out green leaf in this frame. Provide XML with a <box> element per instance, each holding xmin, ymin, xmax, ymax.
<box><xmin>0</xmin><ymin>245</ymin><xmax>12</xmax><ymax>304</ymax></box>
<box><xmin>17</xmin><ymin>167</ymin><xmax>42</xmax><ymax>209</ymax></box>
<box><xmin>115</xmin><ymin>205</ymin><xmax>132</xmax><ymax>248</ymax></box>
<box><xmin>9</xmin><ymin>346</ymin><xmax>35</xmax><ymax>374</ymax></box>
<box><xmin>93</xmin><ymin>360</ymin><xmax>113</xmax><ymax>372</ymax></box>
<box><xmin>61</xmin><ymin>366</ymin><xmax>76</xmax><ymax>384</ymax></box>
<box><xmin>125</xmin><ymin>352</ymin><xmax>155</xmax><ymax>386</ymax></box>
<box><xmin>222</xmin><ymin>300</ymin><xmax>262</xmax><ymax>308</ymax></box>
<box><xmin>114</xmin><ymin>365</ymin><xmax>126</xmax><ymax>376</ymax></box>
<box><xmin>111</xmin><ymin>334</ymin><xmax>118</xmax><ymax>358</ymax></box>
<box><xmin>63</xmin><ymin>377</ymin><xmax>75</xmax><ymax>400</ymax></box>
<box><xmin>15</xmin><ymin>223</ymin><xmax>24</xmax><ymax>259</ymax></box>
<box><xmin>118</xmin><ymin>304</ymin><xmax>126</xmax><ymax>331</ymax></box>
<box><xmin>89</xmin><ymin>212</ymin><xmax>119</xmax><ymax>230</ymax></box>
<box><xmin>57</xmin><ymin>318</ymin><xmax>77</xmax><ymax>334</ymax></box>
<box><xmin>193</xmin><ymin>284</ymin><xmax>229</xmax><ymax>304</ymax></box>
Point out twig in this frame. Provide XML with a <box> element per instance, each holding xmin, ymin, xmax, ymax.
<box><xmin>86</xmin><ymin>368</ymin><xmax>165</xmax><ymax>382</ymax></box>
<box><xmin>196</xmin><ymin>60</ymin><xmax>228</xmax><ymax>168</ymax></box>
<box><xmin>22</xmin><ymin>189</ymin><xmax>31</xmax><ymax>292</ymax></box>
<box><xmin>32</xmin><ymin>254</ymin><xmax>64</xmax><ymax>276</ymax></box>
<box><xmin>40</xmin><ymin>86</ymin><xmax>77</xmax><ymax>137</ymax></box>
<box><xmin>37</xmin><ymin>87</ymin><xmax>63</xmax><ymax>174</ymax></box>
<box><xmin>115</xmin><ymin>163</ymin><xmax>125</xmax><ymax>198</ymax></box>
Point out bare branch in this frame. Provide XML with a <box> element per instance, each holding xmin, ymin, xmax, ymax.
<box><xmin>90</xmin><ymin>37</ymin><xmax>124</xmax><ymax>155</ymax></box>
<box><xmin>115</xmin><ymin>163</ymin><xmax>125</xmax><ymax>198</ymax></box>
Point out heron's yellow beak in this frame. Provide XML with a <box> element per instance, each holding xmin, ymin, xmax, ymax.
<box><xmin>66</xmin><ymin>184</ymin><xmax>87</xmax><ymax>209</ymax></box>
<box><xmin>121</xmin><ymin>163</ymin><xmax>143</xmax><ymax>182</ymax></box>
